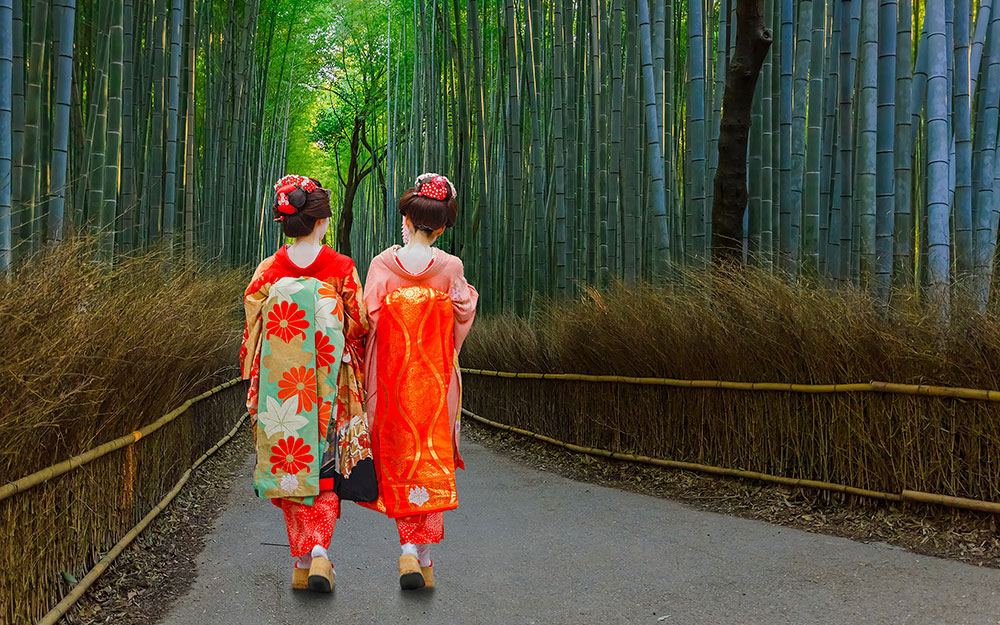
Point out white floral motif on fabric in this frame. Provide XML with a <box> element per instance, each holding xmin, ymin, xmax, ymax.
<box><xmin>408</xmin><ymin>486</ymin><xmax>430</xmax><ymax>507</ymax></box>
<box><xmin>314</xmin><ymin>294</ymin><xmax>344</xmax><ymax>331</ymax></box>
<box><xmin>257</xmin><ymin>395</ymin><xmax>307</xmax><ymax>439</ymax></box>
<box><xmin>280</xmin><ymin>474</ymin><xmax>299</xmax><ymax>493</ymax></box>
<box><xmin>270</xmin><ymin>277</ymin><xmax>306</xmax><ymax>305</ymax></box>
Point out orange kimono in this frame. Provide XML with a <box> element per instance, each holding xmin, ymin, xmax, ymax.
<box><xmin>363</xmin><ymin>247</ymin><xmax>478</xmax><ymax>543</ymax></box>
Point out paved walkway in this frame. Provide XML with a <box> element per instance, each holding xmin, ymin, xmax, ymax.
<box><xmin>161</xmin><ymin>441</ymin><xmax>1000</xmax><ymax>625</ymax></box>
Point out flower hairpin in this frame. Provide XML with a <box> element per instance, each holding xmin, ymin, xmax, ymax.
<box><xmin>415</xmin><ymin>173</ymin><xmax>456</xmax><ymax>201</ymax></box>
<box><xmin>273</xmin><ymin>175</ymin><xmax>319</xmax><ymax>221</ymax></box>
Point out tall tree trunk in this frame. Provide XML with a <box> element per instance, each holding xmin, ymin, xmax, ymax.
<box><xmin>120</xmin><ymin>0</ymin><xmax>136</xmax><ymax>250</ymax></box>
<box><xmin>973</xmin><ymin>3</ymin><xmax>1000</xmax><ymax>306</ymax></box>
<box><xmin>147</xmin><ymin>0</ymin><xmax>166</xmax><ymax>243</ymax></box>
<box><xmin>467</xmin><ymin>0</ymin><xmax>491</xmax><ymax>305</ymax></box>
<box><xmin>9</xmin><ymin>0</ymin><xmax>21</xmax><ymax>258</ymax></box>
<box><xmin>608</xmin><ymin>0</ymin><xmax>623</xmax><ymax>281</ymax></box>
<box><xmin>803</xmin><ymin>0</ymin><xmax>825</xmax><ymax>276</ymax></box>
<box><xmin>780</xmin><ymin>0</ymin><xmax>797</xmax><ymax>274</ymax></box>
<box><xmin>184</xmin><ymin>0</ymin><xmax>196</xmax><ymax>261</ymax></box>
<box><xmin>856</xmin><ymin>0</ymin><xmax>877</xmax><ymax>286</ymax></box>
<box><xmin>711</xmin><ymin>0</ymin><xmax>773</xmax><ymax>261</ymax></box>
<box><xmin>893</xmin><ymin>0</ymin><xmax>914</xmax><ymax>284</ymax></box>
<box><xmin>685</xmin><ymin>0</ymin><xmax>707</xmax><ymax>263</ymax></box>
<box><xmin>953</xmin><ymin>0</ymin><xmax>972</xmax><ymax>277</ymax></box>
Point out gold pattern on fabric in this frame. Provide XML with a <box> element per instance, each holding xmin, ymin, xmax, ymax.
<box><xmin>371</xmin><ymin>286</ymin><xmax>458</xmax><ymax>517</ymax></box>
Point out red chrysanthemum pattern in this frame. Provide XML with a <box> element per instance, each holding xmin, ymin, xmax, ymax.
<box><xmin>315</xmin><ymin>331</ymin><xmax>338</xmax><ymax>370</ymax></box>
<box><xmin>318</xmin><ymin>400</ymin><xmax>333</xmax><ymax>439</ymax></box>
<box><xmin>265</xmin><ymin>301</ymin><xmax>308</xmax><ymax>342</ymax></box>
<box><xmin>270</xmin><ymin>437</ymin><xmax>314</xmax><ymax>475</ymax></box>
<box><xmin>277</xmin><ymin>366</ymin><xmax>317</xmax><ymax>413</ymax></box>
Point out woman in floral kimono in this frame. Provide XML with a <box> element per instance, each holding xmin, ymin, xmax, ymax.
<box><xmin>363</xmin><ymin>173</ymin><xmax>478</xmax><ymax>591</ymax></box>
<box><xmin>240</xmin><ymin>175</ymin><xmax>375</xmax><ymax>593</ymax></box>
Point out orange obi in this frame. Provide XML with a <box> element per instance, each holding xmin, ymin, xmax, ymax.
<box><xmin>371</xmin><ymin>286</ymin><xmax>458</xmax><ymax>518</ymax></box>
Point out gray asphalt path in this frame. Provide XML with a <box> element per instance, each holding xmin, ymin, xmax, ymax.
<box><xmin>161</xmin><ymin>440</ymin><xmax>1000</xmax><ymax>625</ymax></box>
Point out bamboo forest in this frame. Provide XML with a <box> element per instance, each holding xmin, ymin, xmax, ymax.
<box><xmin>1</xmin><ymin>0</ymin><xmax>999</xmax><ymax>315</ymax></box>
<box><xmin>11</xmin><ymin>1</ymin><xmax>1000</xmax><ymax>623</ymax></box>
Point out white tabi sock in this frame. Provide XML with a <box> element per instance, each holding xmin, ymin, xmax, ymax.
<box><xmin>311</xmin><ymin>544</ymin><xmax>329</xmax><ymax>561</ymax></box>
<box><xmin>296</xmin><ymin>544</ymin><xmax>328</xmax><ymax>569</ymax></box>
<box><xmin>401</xmin><ymin>543</ymin><xmax>419</xmax><ymax>559</ymax></box>
<box><xmin>416</xmin><ymin>543</ymin><xmax>432</xmax><ymax>568</ymax></box>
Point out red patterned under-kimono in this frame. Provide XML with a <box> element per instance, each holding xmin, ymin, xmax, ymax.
<box><xmin>240</xmin><ymin>244</ymin><xmax>370</xmax><ymax>557</ymax></box>
<box><xmin>362</xmin><ymin>246</ymin><xmax>478</xmax><ymax>544</ymax></box>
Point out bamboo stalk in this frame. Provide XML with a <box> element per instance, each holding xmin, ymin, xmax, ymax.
<box><xmin>35</xmin><ymin>411</ymin><xmax>251</xmax><ymax>625</ymax></box>
<box><xmin>461</xmin><ymin>368</ymin><xmax>1000</xmax><ymax>400</ymax></box>
<box><xmin>0</xmin><ymin>0</ymin><xmax>11</xmax><ymax>272</ymax></box>
<box><xmin>868</xmin><ymin>381</ymin><xmax>1000</xmax><ymax>400</ymax></box>
<box><xmin>902</xmin><ymin>489</ymin><xmax>1000</xmax><ymax>515</ymax></box>
<box><xmin>0</xmin><ymin>379</ymin><xmax>241</xmax><ymax>502</ymax></box>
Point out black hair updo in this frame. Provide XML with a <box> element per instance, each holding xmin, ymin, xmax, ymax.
<box><xmin>271</xmin><ymin>177</ymin><xmax>333</xmax><ymax>238</ymax></box>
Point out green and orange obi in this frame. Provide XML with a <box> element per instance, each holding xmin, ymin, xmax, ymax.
<box><xmin>253</xmin><ymin>276</ymin><xmax>343</xmax><ymax>502</ymax></box>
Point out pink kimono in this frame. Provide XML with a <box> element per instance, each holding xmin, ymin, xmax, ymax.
<box><xmin>363</xmin><ymin>246</ymin><xmax>478</xmax><ymax>543</ymax></box>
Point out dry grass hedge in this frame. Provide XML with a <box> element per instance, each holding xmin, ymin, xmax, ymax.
<box><xmin>0</xmin><ymin>239</ymin><xmax>245</xmax><ymax>476</ymax></box>
<box><xmin>0</xmin><ymin>240</ymin><xmax>249</xmax><ymax>624</ymax></box>
<box><xmin>461</xmin><ymin>266</ymin><xmax>1000</xmax><ymax>505</ymax></box>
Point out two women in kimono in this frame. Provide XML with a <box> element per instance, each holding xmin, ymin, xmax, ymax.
<box><xmin>240</xmin><ymin>172</ymin><xmax>476</xmax><ymax>594</ymax></box>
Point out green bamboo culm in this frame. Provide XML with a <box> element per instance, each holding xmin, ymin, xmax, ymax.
<box><xmin>0</xmin><ymin>0</ymin><xmax>12</xmax><ymax>272</ymax></box>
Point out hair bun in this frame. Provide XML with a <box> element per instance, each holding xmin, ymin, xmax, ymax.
<box><xmin>287</xmin><ymin>188</ymin><xmax>308</xmax><ymax>210</ymax></box>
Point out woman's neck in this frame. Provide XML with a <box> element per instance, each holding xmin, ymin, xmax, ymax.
<box><xmin>396</xmin><ymin>231</ymin><xmax>437</xmax><ymax>274</ymax></box>
<box><xmin>404</xmin><ymin>230</ymin><xmax>436</xmax><ymax>251</ymax></box>
<box><xmin>287</xmin><ymin>232</ymin><xmax>324</xmax><ymax>268</ymax></box>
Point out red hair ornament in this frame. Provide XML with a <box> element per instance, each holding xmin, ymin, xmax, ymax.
<box><xmin>417</xmin><ymin>175</ymin><xmax>450</xmax><ymax>201</ymax></box>
<box><xmin>273</xmin><ymin>175</ymin><xmax>320</xmax><ymax>221</ymax></box>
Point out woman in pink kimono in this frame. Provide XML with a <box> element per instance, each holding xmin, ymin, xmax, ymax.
<box><xmin>363</xmin><ymin>173</ymin><xmax>478</xmax><ymax>591</ymax></box>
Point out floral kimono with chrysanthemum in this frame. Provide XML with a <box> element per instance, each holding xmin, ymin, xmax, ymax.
<box><xmin>240</xmin><ymin>245</ymin><xmax>375</xmax><ymax>557</ymax></box>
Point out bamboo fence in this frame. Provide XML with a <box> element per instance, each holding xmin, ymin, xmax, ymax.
<box><xmin>0</xmin><ymin>378</ymin><xmax>247</xmax><ymax>625</ymax></box>
<box><xmin>0</xmin><ymin>379</ymin><xmax>242</xmax><ymax>503</ymax></box>
<box><xmin>36</xmin><ymin>411</ymin><xmax>251</xmax><ymax>625</ymax></box>
<box><xmin>461</xmin><ymin>368</ymin><xmax>1000</xmax><ymax>514</ymax></box>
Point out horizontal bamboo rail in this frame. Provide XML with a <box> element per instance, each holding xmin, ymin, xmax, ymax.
<box><xmin>462</xmin><ymin>408</ymin><xmax>1000</xmax><ymax>515</ymax></box>
<box><xmin>461</xmin><ymin>408</ymin><xmax>903</xmax><ymax>502</ymax></box>
<box><xmin>0</xmin><ymin>378</ymin><xmax>243</xmax><ymax>503</ymax></box>
<box><xmin>901</xmin><ymin>490</ymin><xmax>1000</xmax><ymax>515</ymax></box>
<box><xmin>36</xmin><ymin>411</ymin><xmax>251</xmax><ymax>625</ymax></box>
<box><xmin>461</xmin><ymin>368</ymin><xmax>1000</xmax><ymax>400</ymax></box>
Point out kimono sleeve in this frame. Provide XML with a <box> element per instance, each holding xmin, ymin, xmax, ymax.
<box><xmin>340</xmin><ymin>261</ymin><xmax>369</xmax><ymax>346</ymax></box>
<box><xmin>362</xmin><ymin>257</ymin><xmax>390</xmax><ymax>428</ymax></box>
<box><xmin>240</xmin><ymin>258</ymin><xmax>273</xmax><ymax>415</ymax></box>
<box><xmin>449</xmin><ymin>258</ymin><xmax>479</xmax><ymax>352</ymax></box>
